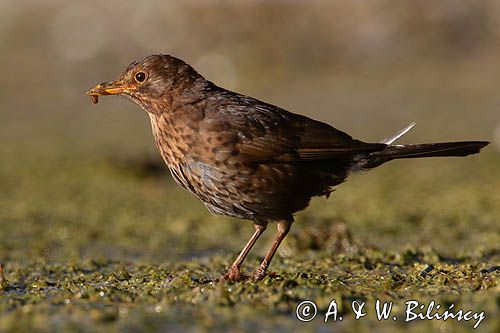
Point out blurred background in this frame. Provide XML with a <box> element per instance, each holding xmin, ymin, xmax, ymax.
<box><xmin>0</xmin><ymin>1</ymin><xmax>499</xmax><ymax>332</ymax></box>
<box><xmin>0</xmin><ymin>0</ymin><xmax>499</xmax><ymax>261</ymax></box>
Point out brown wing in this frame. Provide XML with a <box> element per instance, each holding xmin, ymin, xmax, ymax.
<box><xmin>276</xmin><ymin>115</ymin><xmax>387</xmax><ymax>162</ymax></box>
<box><xmin>203</xmin><ymin>91</ymin><xmax>386</xmax><ymax>163</ymax></box>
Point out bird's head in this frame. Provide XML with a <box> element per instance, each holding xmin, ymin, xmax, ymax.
<box><xmin>87</xmin><ymin>54</ymin><xmax>206</xmax><ymax>113</ymax></box>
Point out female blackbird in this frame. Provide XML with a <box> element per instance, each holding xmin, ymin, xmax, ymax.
<box><xmin>87</xmin><ymin>55</ymin><xmax>488</xmax><ymax>281</ymax></box>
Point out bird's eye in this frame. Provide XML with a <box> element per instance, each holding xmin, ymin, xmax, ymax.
<box><xmin>135</xmin><ymin>71</ymin><xmax>146</xmax><ymax>83</ymax></box>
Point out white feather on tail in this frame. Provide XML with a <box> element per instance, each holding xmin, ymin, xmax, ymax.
<box><xmin>380</xmin><ymin>122</ymin><xmax>416</xmax><ymax>145</ymax></box>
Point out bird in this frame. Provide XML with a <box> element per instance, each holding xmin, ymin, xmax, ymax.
<box><xmin>87</xmin><ymin>54</ymin><xmax>489</xmax><ymax>281</ymax></box>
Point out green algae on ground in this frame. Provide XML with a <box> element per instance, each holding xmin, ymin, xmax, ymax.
<box><xmin>0</xmin><ymin>244</ymin><xmax>499</xmax><ymax>332</ymax></box>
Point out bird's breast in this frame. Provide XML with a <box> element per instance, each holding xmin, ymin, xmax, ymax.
<box><xmin>148</xmin><ymin>113</ymin><xmax>218</xmax><ymax>195</ymax></box>
<box><xmin>149</xmin><ymin>113</ymin><xmax>194</xmax><ymax>163</ymax></box>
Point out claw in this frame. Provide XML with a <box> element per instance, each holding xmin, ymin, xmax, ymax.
<box><xmin>223</xmin><ymin>265</ymin><xmax>243</xmax><ymax>282</ymax></box>
<box><xmin>252</xmin><ymin>267</ymin><xmax>266</xmax><ymax>281</ymax></box>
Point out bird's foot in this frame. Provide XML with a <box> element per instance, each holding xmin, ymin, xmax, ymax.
<box><xmin>252</xmin><ymin>266</ymin><xmax>267</xmax><ymax>281</ymax></box>
<box><xmin>223</xmin><ymin>265</ymin><xmax>244</xmax><ymax>282</ymax></box>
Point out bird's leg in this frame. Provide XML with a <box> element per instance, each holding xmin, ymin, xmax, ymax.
<box><xmin>223</xmin><ymin>223</ymin><xmax>267</xmax><ymax>281</ymax></box>
<box><xmin>252</xmin><ymin>219</ymin><xmax>292</xmax><ymax>281</ymax></box>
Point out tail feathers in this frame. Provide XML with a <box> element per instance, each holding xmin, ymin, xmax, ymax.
<box><xmin>359</xmin><ymin>141</ymin><xmax>489</xmax><ymax>169</ymax></box>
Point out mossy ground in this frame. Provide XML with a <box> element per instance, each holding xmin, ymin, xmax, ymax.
<box><xmin>0</xmin><ymin>118</ymin><xmax>498</xmax><ymax>332</ymax></box>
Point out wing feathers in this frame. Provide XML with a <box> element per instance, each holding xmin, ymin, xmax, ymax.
<box><xmin>273</xmin><ymin>143</ymin><xmax>387</xmax><ymax>162</ymax></box>
<box><xmin>209</xmin><ymin>91</ymin><xmax>387</xmax><ymax>164</ymax></box>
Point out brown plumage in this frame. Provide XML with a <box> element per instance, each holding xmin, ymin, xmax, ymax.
<box><xmin>87</xmin><ymin>54</ymin><xmax>489</xmax><ymax>281</ymax></box>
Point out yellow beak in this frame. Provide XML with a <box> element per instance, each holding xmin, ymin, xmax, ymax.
<box><xmin>87</xmin><ymin>81</ymin><xmax>134</xmax><ymax>104</ymax></box>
